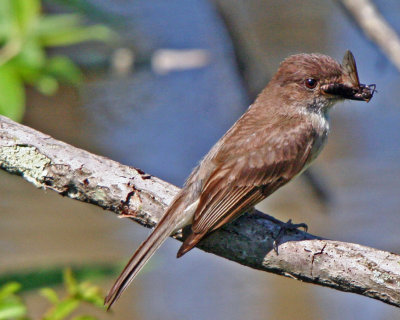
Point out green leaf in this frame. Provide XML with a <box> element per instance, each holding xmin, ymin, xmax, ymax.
<box><xmin>36</xmin><ymin>13</ymin><xmax>114</xmax><ymax>47</ymax></box>
<box><xmin>44</xmin><ymin>298</ymin><xmax>79</xmax><ymax>320</ymax></box>
<box><xmin>35</xmin><ymin>75</ymin><xmax>58</xmax><ymax>95</ymax></box>
<box><xmin>45</xmin><ymin>56</ymin><xmax>82</xmax><ymax>85</ymax></box>
<box><xmin>12</xmin><ymin>0</ymin><xmax>40</xmax><ymax>35</ymax></box>
<box><xmin>35</xmin><ymin>14</ymin><xmax>83</xmax><ymax>37</ymax></box>
<box><xmin>0</xmin><ymin>299</ymin><xmax>27</xmax><ymax>320</ymax></box>
<box><xmin>39</xmin><ymin>24</ymin><xmax>113</xmax><ymax>47</ymax></box>
<box><xmin>72</xmin><ymin>316</ymin><xmax>98</xmax><ymax>320</ymax></box>
<box><xmin>39</xmin><ymin>288</ymin><xmax>59</xmax><ymax>305</ymax></box>
<box><xmin>0</xmin><ymin>1</ymin><xmax>14</xmax><ymax>42</ymax></box>
<box><xmin>14</xmin><ymin>38</ymin><xmax>46</xmax><ymax>70</ymax></box>
<box><xmin>63</xmin><ymin>269</ymin><xmax>78</xmax><ymax>295</ymax></box>
<box><xmin>77</xmin><ymin>283</ymin><xmax>103</xmax><ymax>307</ymax></box>
<box><xmin>0</xmin><ymin>282</ymin><xmax>21</xmax><ymax>300</ymax></box>
<box><xmin>0</xmin><ymin>65</ymin><xmax>25</xmax><ymax>121</ymax></box>
<box><xmin>9</xmin><ymin>40</ymin><xmax>46</xmax><ymax>86</ymax></box>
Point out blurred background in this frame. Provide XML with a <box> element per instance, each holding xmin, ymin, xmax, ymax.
<box><xmin>1</xmin><ymin>0</ymin><xmax>400</xmax><ymax>319</ymax></box>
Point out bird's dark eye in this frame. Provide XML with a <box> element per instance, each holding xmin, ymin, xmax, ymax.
<box><xmin>305</xmin><ymin>78</ymin><xmax>318</xmax><ymax>89</ymax></box>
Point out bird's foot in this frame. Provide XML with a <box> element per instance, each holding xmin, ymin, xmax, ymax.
<box><xmin>273</xmin><ymin>219</ymin><xmax>308</xmax><ymax>253</ymax></box>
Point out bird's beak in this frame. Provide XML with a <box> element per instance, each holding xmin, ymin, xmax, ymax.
<box><xmin>321</xmin><ymin>50</ymin><xmax>375</xmax><ymax>102</ymax></box>
<box><xmin>321</xmin><ymin>82</ymin><xmax>376</xmax><ymax>102</ymax></box>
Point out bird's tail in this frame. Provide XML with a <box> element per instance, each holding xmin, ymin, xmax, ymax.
<box><xmin>104</xmin><ymin>196</ymin><xmax>185</xmax><ymax>309</ymax></box>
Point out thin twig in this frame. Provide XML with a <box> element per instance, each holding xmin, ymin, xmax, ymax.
<box><xmin>336</xmin><ymin>0</ymin><xmax>400</xmax><ymax>72</ymax></box>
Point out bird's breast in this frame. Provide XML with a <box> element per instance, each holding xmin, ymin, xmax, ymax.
<box><xmin>307</xmin><ymin>111</ymin><xmax>330</xmax><ymax>165</ymax></box>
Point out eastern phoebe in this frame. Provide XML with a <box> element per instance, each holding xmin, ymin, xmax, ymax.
<box><xmin>105</xmin><ymin>50</ymin><xmax>375</xmax><ymax>308</ymax></box>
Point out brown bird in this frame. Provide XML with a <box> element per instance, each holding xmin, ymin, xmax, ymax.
<box><xmin>105</xmin><ymin>50</ymin><xmax>375</xmax><ymax>308</ymax></box>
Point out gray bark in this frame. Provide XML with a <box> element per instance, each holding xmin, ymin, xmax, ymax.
<box><xmin>1</xmin><ymin>114</ymin><xmax>399</xmax><ymax>308</ymax></box>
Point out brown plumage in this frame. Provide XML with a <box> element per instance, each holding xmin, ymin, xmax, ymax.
<box><xmin>105</xmin><ymin>51</ymin><xmax>374</xmax><ymax>308</ymax></box>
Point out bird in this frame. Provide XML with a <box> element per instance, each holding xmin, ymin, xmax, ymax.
<box><xmin>105</xmin><ymin>50</ymin><xmax>375</xmax><ymax>308</ymax></box>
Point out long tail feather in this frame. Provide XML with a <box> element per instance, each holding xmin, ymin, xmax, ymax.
<box><xmin>176</xmin><ymin>232</ymin><xmax>204</xmax><ymax>258</ymax></box>
<box><xmin>104</xmin><ymin>199</ymin><xmax>184</xmax><ymax>309</ymax></box>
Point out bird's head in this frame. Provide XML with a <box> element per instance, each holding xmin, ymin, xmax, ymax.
<box><xmin>270</xmin><ymin>50</ymin><xmax>375</xmax><ymax>113</ymax></box>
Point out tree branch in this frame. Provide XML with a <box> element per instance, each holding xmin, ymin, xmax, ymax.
<box><xmin>1</xmin><ymin>114</ymin><xmax>399</xmax><ymax>308</ymax></box>
<box><xmin>336</xmin><ymin>0</ymin><xmax>400</xmax><ymax>72</ymax></box>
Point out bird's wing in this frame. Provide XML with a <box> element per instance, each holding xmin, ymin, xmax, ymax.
<box><xmin>177</xmin><ymin>118</ymin><xmax>316</xmax><ymax>256</ymax></box>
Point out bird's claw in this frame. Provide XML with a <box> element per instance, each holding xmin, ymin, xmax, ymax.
<box><xmin>273</xmin><ymin>219</ymin><xmax>308</xmax><ymax>253</ymax></box>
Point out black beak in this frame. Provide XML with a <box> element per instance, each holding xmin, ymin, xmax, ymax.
<box><xmin>321</xmin><ymin>83</ymin><xmax>376</xmax><ymax>102</ymax></box>
<box><xmin>328</xmin><ymin>50</ymin><xmax>376</xmax><ymax>102</ymax></box>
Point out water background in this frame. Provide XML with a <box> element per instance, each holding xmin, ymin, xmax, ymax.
<box><xmin>1</xmin><ymin>1</ymin><xmax>400</xmax><ymax>319</ymax></box>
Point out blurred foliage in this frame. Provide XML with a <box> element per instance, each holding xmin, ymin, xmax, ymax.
<box><xmin>0</xmin><ymin>264</ymin><xmax>121</xmax><ymax>292</ymax></box>
<box><xmin>0</xmin><ymin>282</ymin><xmax>26</xmax><ymax>320</ymax></box>
<box><xmin>44</xmin><ymin>0</ymin><xmax>123</xmax><ymax>25</ymax></box>
<box><xmin>0</xmin><ymin>269</ymin><xmax>105</xmax><ymax>320</ymax></box>
<box><xmin>0</xmin><ymin>0</ymin><xmax>113</xmax><ymax>122</ymax></box>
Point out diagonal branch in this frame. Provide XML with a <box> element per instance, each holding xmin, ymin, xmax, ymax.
<box><xmin>336</xmin><ymin>0</ymin><xmax>400</xmax><ymax>72</ymax></box>
<box><xmin>1</xmin><ymin>114</ymin><xmax>399</xmax><ymax>308</ymax></box>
